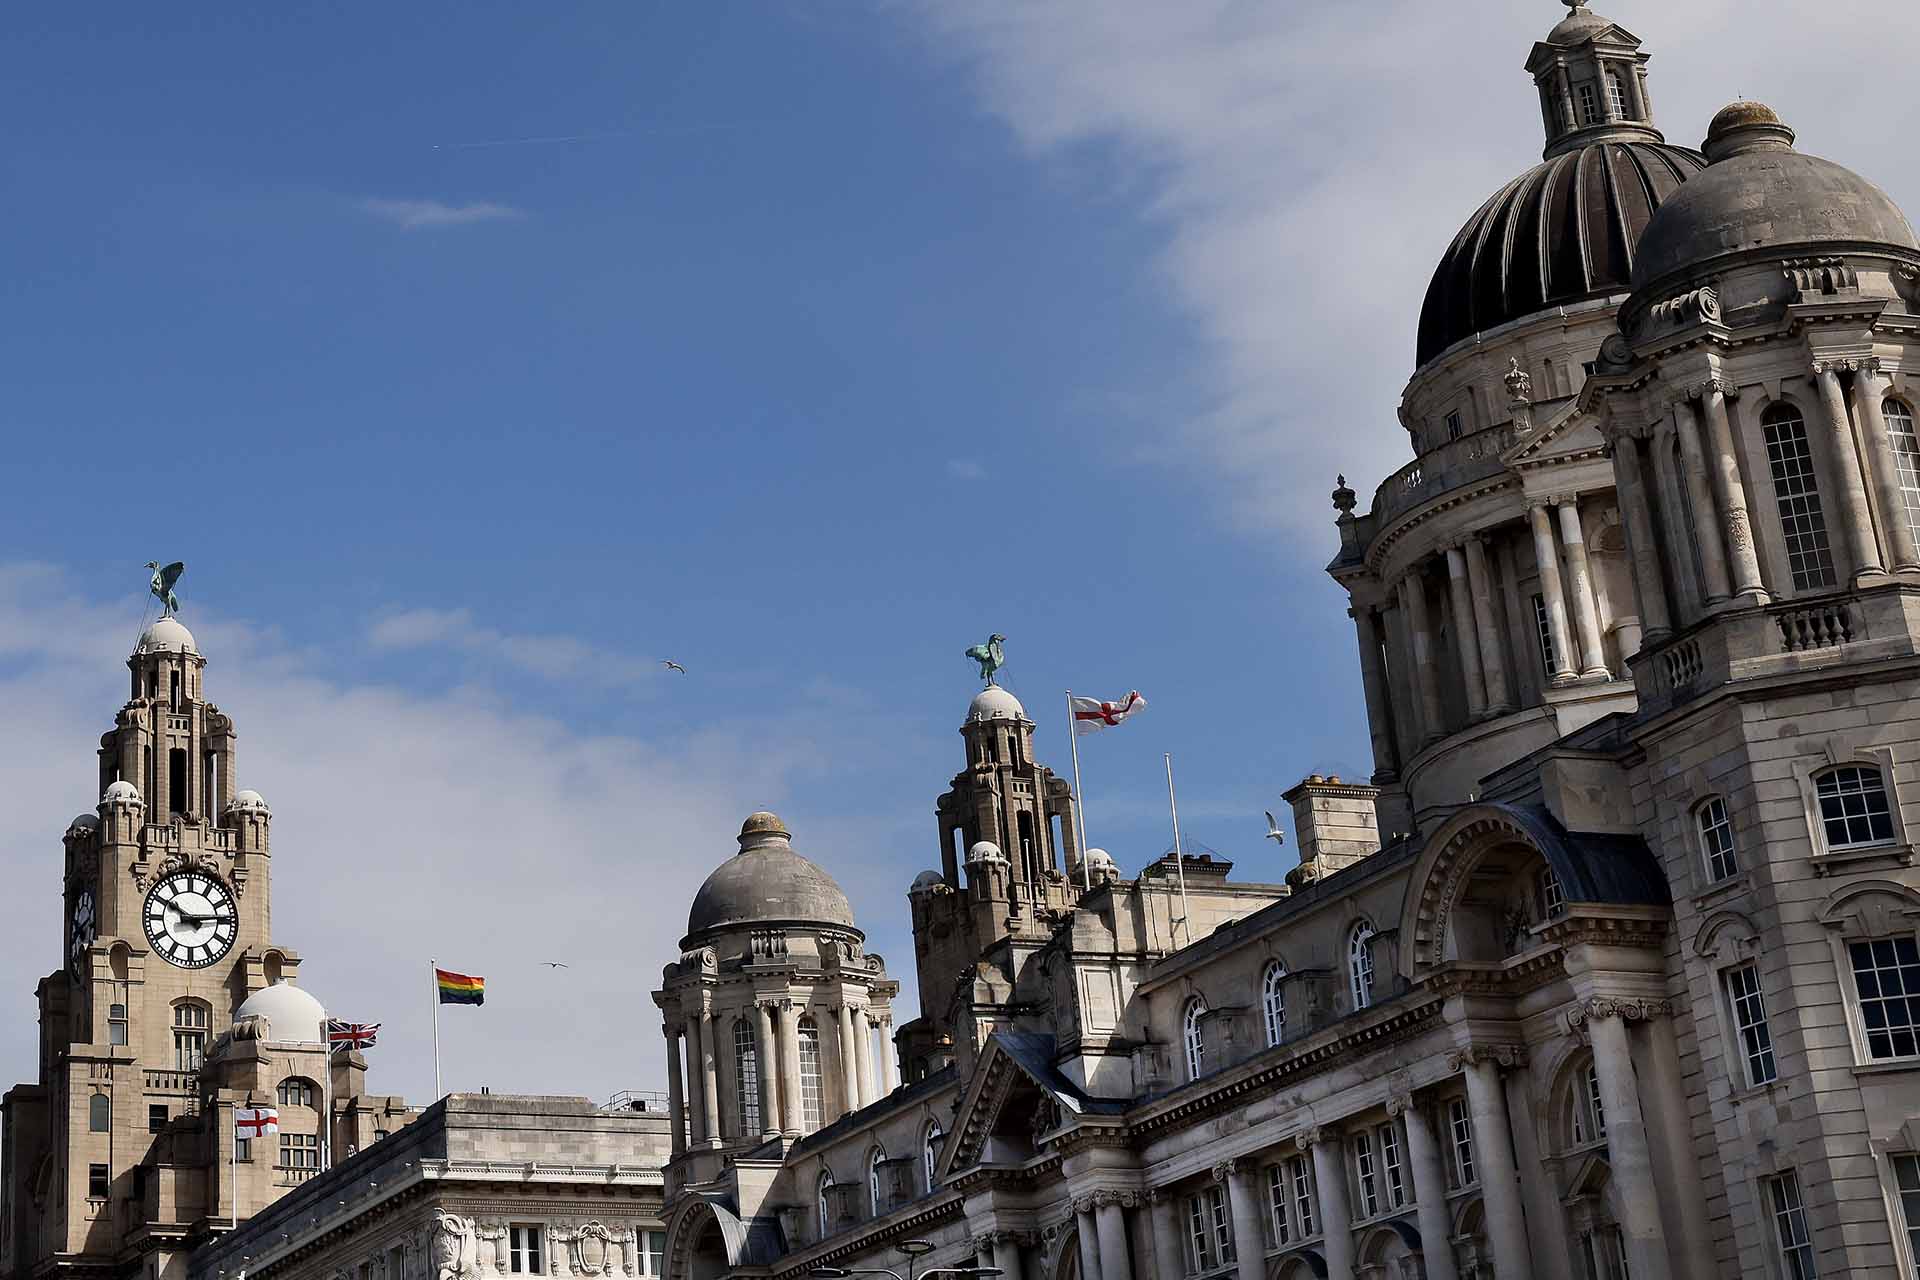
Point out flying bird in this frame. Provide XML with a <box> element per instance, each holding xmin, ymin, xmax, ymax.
<box><xmin>540</xmin><ymin>962</ymin><xmax>570</xmax><ymax>969</ymax></box>
<box><xmin>1264</xmin><ymin>812</ymin><xmax>1287</xmax><ymax>846</ymax></box>
<box><xmin>660</xmin><ymin>660</ymin><xmax>687</xmax><ymax>674</ymax></box>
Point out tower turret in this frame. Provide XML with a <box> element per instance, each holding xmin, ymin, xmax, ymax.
<box><xmin>1527</xmin><ymin>1</ymin><xmax>1663</xmax><ymax>159</ymax></box>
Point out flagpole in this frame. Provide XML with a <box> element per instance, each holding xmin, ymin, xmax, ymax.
<box><xmin>1165</xmin><ymin>753</ymin><xmax>1192</xmax><ymax>944</ymax></box>
<box><xmin>230</xmin><ymin>1096</ymin><xmax>237</xmax><ymax>1229</ymax></box>
<box><xmin>1064</xmin><ymin>691</ymin><xmax>1092</xmax><ymax>892</ymax></box>
<box><xmin>430</xmin><ymin>958</ymin><xmax>443</xmax><ymax>1100</ymax></box>
<box><xmin>320</xmin><ymin>1006</ymin><xmax>332</xmax><ymax>1172</ymax></box>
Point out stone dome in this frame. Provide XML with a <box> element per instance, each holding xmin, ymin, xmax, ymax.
<box><xmin>101</xmin><ymin>780</ymin><xmax>141</xmax><ymax>806</ymax></box>
<box><xmin>234</xmin><ymin>982</ymin><xmax>325</xmax><ymax>1045</ymax></box>
<box><xmin>1085</xmin><ymin>847</ymin><xmax>1114</xmax><ymax>868</ymax></box>
<box><xmin>966</xmin><ymin>686</ymin><xmax>1027</xmax><ymax>724</ymax></box>
<box><xmin>686</xmin><ymin>812</ymin><xmax>858</xmax><ymax>939</ymax></box>
<box><xmin>1631</xmin><ymin>103</ymin><xmax>1919</xmax><ymax>290</ymax></box>
<box><xmin>67</xmin><ymin>813</ymin><xmax>99</xmax><ymax>834</ymax></box>
<box><xmin>1417</xmin><ymin>141</ymin><xmax>1706</xmax><ymax>367</ymax></box>
<box><xmin>909</xmin><ymin>870</ymin><xmax>947</xmax><ymax>896</ymax></box>
<box><xmin>136</xmin><ymin>616</ymin><xmax>197</xmax><ymax>656</ymax></box>
<box><xmin>967</xmin><ymin>840</ymin><xmax>1007</xmax><ymax>865</ymax></box>
<box><xmin>229</xmin><ymin>789</ymin><xmax>270</xmax><ymax>815</ymax></box>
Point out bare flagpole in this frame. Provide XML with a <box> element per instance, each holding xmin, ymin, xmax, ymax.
<box><xmin>1065</xmin><ymin>691</ymin><xmax>1092</xmax><ymax>892</ymax></box>
<box><xmin>320</xmin><ymin>1006</ymin><xmax>332</xmax><ymax>1171</ymax></box>
<box><xmin>430</xmin><ymin>958</ymin><xmax>443</xmax><ymax>1100</ymax></box>
<box><xmin>1165</xmin><ymin>753</ymin><xmax>1192</xmax><ymax>944</ymax></box>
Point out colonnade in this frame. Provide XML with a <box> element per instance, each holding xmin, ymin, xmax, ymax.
<box><xmin>980</xmin><ymin>1004</ymin><xmax>1706</xmax><ymax>1280</ymax></box>
<box><xmin>662</xmin><ymin>998</ymin><xmax>896</xmax><ymax>1152</ymax></box>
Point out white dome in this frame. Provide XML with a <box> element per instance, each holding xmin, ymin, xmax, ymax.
<box><xmin>1086</xmin><ymin>848</ymin><xmax>1115</xmax><ymax>867</ymax></box>
<box><xmin>966</xmin><ymin>686</ymin><xmax>1027</xmax><ymax>724</ymax></box>
<box><xmin>136</xmin><ymin>616</ymin><xmax>197</xmax><ymax>655</ymax></box>
<box><xmin>234</xmin><ymin>983</ymin><xmax>326</xmax><ymax>1045</ymax></box>
<box><xmin>967</xmin><ymin>840</ymin><xmax>1007</xmax><ymax>865</ymax></box>
<box><xmin>229</xmin><ymin>789</ymin><xmax>270</xmax><ymax>814</ymax></box>
<box><xmin>101</xmin><ymin>780</ymin><xmax>141</xmax><ymax>806</ymax></box>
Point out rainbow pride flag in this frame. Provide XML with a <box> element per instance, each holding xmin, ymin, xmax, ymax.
<box><xmin>436</xmin><ymin>968</ymin><xmax>485</xmax><ymax>1006</ymax></box>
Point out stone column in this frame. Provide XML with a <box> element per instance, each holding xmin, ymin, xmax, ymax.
<box><xmin>1392</xmin><ymin>1095</ymin><xmax>1460</xmax><ymax>1280</ymax></box>
<box><xmin>1649</xmin><ymin>422</ymin><xmax>1702</xmax><ymax>619</ymax></box>
<box><xmin>851</xmin><ymin>1008</ymin><xmax>876</xmax><ymax>1108</ymax></box>
<box><xmin>1609</xmin><ymin>430</ymin><xmax>1674</xmax><ymax>642</ymax></box>
<box><xmin>1527</xmin><ymin>502</ymin><xmax>1578</xmax><ymax>683</ymax></box>
<box><xmin>1444</xmin><ymin>545</ymin><xmax>1489</xmax><ymax>717</ymax></box>
<box><xmin>1217</xmin><ymin>1162</ymin><xmax>1264</xmax><ymax>1280</ymax></box>
<box><xmin>835</xmin><ymin>1004</ymin><xmax>861</xmax><ymax>1114</ymax></box>
<box><xmin>697</xmin><ymin>1009</ymin><xmax>721</xmax><ymax>1145</ymax></box>
<box><xmin>877</xmin><ymin>1015</ymin><xmax>897</xmax><ymax>1096</ymax></box>
<box><xmin>1465</xmin><ymin>534</ymin><xmax>1513</xmax><ymax>713</ymax></box>
<box><xmin>1094</xmin><ymin>1193</ymin><xmax>1136</xmax><ymax>1280</ymax></box>
<box><xmin>664</xmin><ymin>1024</ymin><xmax>687</xmax><ymax>1157</ymax></box>
<box><xmin>683</xmin><ymin>1015</ymin><xmax>707</xmax><ymax>1145</ymax></box>
<box><xmin>1453</xmin><ymin>1047</ymin><xmax>1530</xmax><ymax>1278</ymax></box>
<box><xmin>1304</xmin><ymin>1129</ymin><xmax>1356</xmax><ymax>1280</ymax></box>
<box><xmin>1695</xmin><ymin>382</ymin><xmax>1768</xmax><ymax>599</ymax></box>
<box><xmin>1555</xmin><ymin>66</ymin><xmax>1577</xmax><ymax>132</ymax></box>
<box><xmin>1637</xmin><ymin>1012</ymin><xmax>1717</xmax><ymax>1279</ymax></box>
<box><xmin>1854</xmin><ymin>361</ymin><xmax>1920</xmax><ymax>569</ymax></box>
<box><xmin>1554</xmin><ymin>498</ymin><xmax>1611</xmax><ymax>678</ymax></box>
<box><xmin>1148</xmin><ymin>1190</ymin><xmax>1185</xmax><ymax>1280</ymax></box>
<box><xmin>1814</xmin><ymin>361</ymin><xmax>1885</xmax><ymax>580</ymax></box>
<box><xmin>777</xmin><ymin>1000</ymin><xmax>803</xmax><ymax>1137</ymax></box>
<box><xmin>1673</xmin><ymin>399</ymin><xmax>1732</xmax><ymax>603</ymax></box>
<box><xmin>1400</xmin><ymin>572</ymin><xmax>1445</xmax><ymax>744</ymax></box>
<box><xmin>990</xmin><ymin>1232</ymin><xmax>1025</xmax><ymax>1280</ymax></box>
<box><xmin>754</xmin><ymin>1003</ymin><xmax>780</xmax><ymax>1137</ymax></box>
<box><xmin>1574</xmin><ymin>1003</ymin><xmax>1672</xmax><ymax>1280</ymax></box>
<box><xmin>1351</xmin><ymin>604</ymin><xmax>1401</xmax><ymax>777</ymax></box>
<box><xmin>1074</xmin><ymin>1202</ymin><xmax>1101</xmax><ymax>1280</ymax></box>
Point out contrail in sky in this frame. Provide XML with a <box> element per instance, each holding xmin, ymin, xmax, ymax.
<box><xmin>433</xmin><ymin>123</ymin><xmax>753</xmax><ymax>150</ymax></box>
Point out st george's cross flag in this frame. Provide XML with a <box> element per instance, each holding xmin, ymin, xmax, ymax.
<box><xmin>1071</xmin><ymin>691</ymin><xmax>1148</xmax><ymax>734</ymax></box>
<box><xmin>235</xmin><ymin>1106</ymin><xmax>279</xmax><ymax>1139</ymax></box>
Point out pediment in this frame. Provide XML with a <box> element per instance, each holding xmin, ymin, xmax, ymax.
<box><xmin>939</xmin><ymin>1032</ymin><xmax>1090</xmax><ymax>1179</ymax></box>
<box><xmin>1502</xmin><ymin>404</ymin><xmax>1604</xmax><ymax>468</ymax></box>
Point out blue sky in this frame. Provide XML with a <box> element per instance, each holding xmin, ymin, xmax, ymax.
<box><xmin>3</xmin><ymin>1</ymin><xmax>1915</xmax><ymax>1105</ymax></box>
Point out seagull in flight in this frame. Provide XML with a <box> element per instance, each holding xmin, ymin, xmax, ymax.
<box><xmin>541</xmin><ymin>961</ymin><xmax>570</xmax><ymax>970</ymax></box>
<box><xmin>660</xmin><ymin>660</ymin><xmax>687</xmax><ymax>674</ymax></box>
<box><xmin>1264</xmin><ymin>812</ymin><xmax>1287</xmax><ymax>846</ymax></box>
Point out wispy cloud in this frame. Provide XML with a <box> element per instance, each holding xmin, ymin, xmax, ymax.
<box><xmin>368</xmin><ymin>607</ymin><xmax>662</xmax><ymax>689</ymax></box>
<box><xmin>356</xmin><ymin>197</ymin><xmax>525</xmax><ymax>230</ymax></box>
<box><xmin>946</xmin><ymin>458</ymin><xmax>987</xmax><ymax>481</ymax></box>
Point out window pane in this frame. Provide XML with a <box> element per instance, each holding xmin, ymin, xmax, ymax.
<box><xmin>1725</xmin><ymin>963</ymin><xmax>1778</xmax><ymax>1085</ymax></box>
<box><xmin>1698</xmin><ymin>798</ymin><xmax>1739</xmax><ymax>881</ymax></box>
<box><xmin>798</xmin><ymin>1021</ymin><xmax>823</xmax><ymax>1129</ymax></box>
<box><xmin>1893</xmin><ymin>1154</ymin><xmax>1920</xmax><ymax>1266</ymax></box>
<box><xmin>1816</xmin><ymin>767</ymin><xmax>1895</xmax><ymax>849</ymax></box>
<box><xmin>1768</xmin><ymin>1171</ymin><xmax>1818</xmax><ymax>1280</ymax></box>
<box><xmin>1262</xmin><ymin>964</ymin><xmax>1287</xmax><ymax>1047</ymax></box>
<box><xmin>1851</xmin><ymin>936</ymin><xmax>1920</xmax><ymax>1059</ymax></box>
<box><xmin>733</xmin><ymin>1020</ymin><xmax>760</xmax><ymax>1135</ymax></box>
<box><xmin>1764</xmin><ymin>409</ymin><xmax>1837</xmax><ymax>591</ymax></box>
<box><xmin>1886</xmin><ymin>400</ymin><xmax>1920</xmax><ymax>545</ymax></box>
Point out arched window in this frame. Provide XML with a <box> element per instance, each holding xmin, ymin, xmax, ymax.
<box><xmin>733</xmin><ymin>1018</ymin><xmax>760</xmax><ymax>1135</ymax></box>
<box><xmin>1605</xmin><ymin>71</ymin><xmax>1628</xmax><ymax>118</ymax></box>
<box><xmin>1182</xmin><ymin>998</ymin><xmax>1207</xmax><ymax>1081</ymax></box>
<box><xmin>797</xmin><ymin>1017</ymin><xmax>823</xmax><ymax>1129</ymax></box>
<box><xmin>1762</xmin><ymin>403</ymin><xmax>1837</xmax><ymax>590</ymax></box>
<box><xmin>1697</xmin><ymin>797</ymin><xmax>1739</xmax><ymax>882</ymax></box>
<box><xmin>1261</xmin><ymin>962</ymin><xmax>1287</xmax><ymax>1047</ymax></box>
<box><xmin>276</xmin><ymin>1078</ymin><xmax>316</xmax><ymax>1108</ymax></box>
<box><xmin>1815</xmin><ymin>766</ymin><xmax>1895</xmax><ymax>850</ymax></box>
<box><xmin>172</xmin><ymin>1001</ymin><xmax>209</xmax><ymax>1072</ymax></box>
<box><xmin>817</xmin><ymin>1171</ymin><xmax>835</xmax><ymax>1238</ymax></box>
<box><xmin>88</xmin><ymin>1093</ymin><xmax>110</xmax><ymax>1133</ymax></box>
<box><xmin>1885</xmin><ymin>398</ymin><xmax>1920</xmax><ymax>542</ymax></box>
<box><xmin>868</xmin><ymin>1147</ymin><xmax>887</xmax><ymax>1215</ymax></box>
<box><xmin>923</xmin><ymin>1122</ymin><xmax>943</xmax><ymax>1192</ymax></box>
<box><xmin>1568</xmin><ymin>1059</ymin><xmax>1606</xmax><ymax>1147</ymax></box>
<box><xmin>1349</xmin><ymin>923</ymin><xmax>1377</xmax><ymax>1011</ymax></box>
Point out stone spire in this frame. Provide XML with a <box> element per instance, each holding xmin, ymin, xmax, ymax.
<box><xmin>1526</xmin><ymin>2</ymin><xmax>1664</xmax><ymax>159</ymax></box>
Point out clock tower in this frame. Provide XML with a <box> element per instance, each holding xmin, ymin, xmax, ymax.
<box><xmin>0</xmin><ymin>614</ymin><xmax>411</xmax><ymax>1280</ymax></box>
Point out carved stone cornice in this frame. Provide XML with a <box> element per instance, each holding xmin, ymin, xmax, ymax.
<box><xmin>1444</xmin><ymin>1042</ymin><xmax>1526</xmax><ymax>1073</ymax></box>
<box><xmin>1092</xmin><ymin>1188</ymin><xmax>1140</xmax><ymax>1209</ymax></box>
<box><xmin>1685</xmin><ymin>375</ymin><xmax>1739</xmax><ymax>402</ymax></box>
<box><xmin>1564</xmin><ymin>996</ymin><xmax>1672</xmax><ymax>1034</ymax></box>
<box><xmin>1811</xmin><ymin>357</ymin><xmax>1871</xmax><ymax>378</ymax></box>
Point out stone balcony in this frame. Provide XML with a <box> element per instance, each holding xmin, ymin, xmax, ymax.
<box><xmin>1373</xmin><ymin>423</ymin><xmax>1521</xmax><ymax>526</ymax></box>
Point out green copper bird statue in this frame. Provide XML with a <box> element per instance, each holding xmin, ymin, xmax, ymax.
<box><xmin>965</xmin><ymin>634</ymin><xmax>1006</xmax><ymax>686</ymax></box>
<box><xmin>145</xmin><ymin>561</ymin><xmax>185</xmax><ymax>615</ymax></box>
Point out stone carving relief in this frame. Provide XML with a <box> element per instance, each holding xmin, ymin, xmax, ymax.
<box><xmin>431</xmin><ymin>1210</ymin><xmax>479</xmax><ymax>1280</ymax></box>
<box><xmin>131</xmin><ymin>850</ymin><xmax>223</xmax><ymax>892</ymax></box>
<box><xmin>474</xmin><ymin>1223</ymin><xmax>509</xmax><ymax>1273</ymax></box>
<box><xmin>565</xmin><ymin>1221</ymin><xmax>621</xmax><ymax>1277</ymax></box>
<box><xmin>1783</xmin><ymin>257</ymin><xmax>1859</xmax><ymax>301</ymax></box>
<box><xmin>1503</xmin><ymin>358</ymin><xmax>1533</xmax><ymax>405</ymax></box>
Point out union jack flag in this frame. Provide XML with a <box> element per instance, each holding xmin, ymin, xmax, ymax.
<box><xmin>326</xmin><ymin>1019</ymin><xmax>380</xmax><ymax>1050</ymax></box>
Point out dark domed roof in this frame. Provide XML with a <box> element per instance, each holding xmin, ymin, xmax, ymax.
<box><xmin>685</xmin><ymin>812</ymin><xmax>858</xmax><ymax>940</ymax></box>
<box><xmin>1632</xmin><ymin>103</ymin><xmax>1919</xmax><ymax>289</ymax></box>
<box><xmin>1417</xmin><ymin>142</ymin><xmax>1706</xmax><ymax>367</ymax></box>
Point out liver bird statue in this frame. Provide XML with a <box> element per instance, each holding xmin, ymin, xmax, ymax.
<box><xmin>965</xmin><ymin>633</ymin><xmax>1007</xmax><ymax>686</ymax></box>
<box><xmin>144</xmin><ymin>561</ymin><xmax>185</xmax><ymax>615</ymax></box>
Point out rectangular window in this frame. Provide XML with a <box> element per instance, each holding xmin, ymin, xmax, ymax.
<box><xmin>1186</xmin><ymin>1187</ymin><xmax>1233</xmax><ymax>1271</ymax></box>
<box><xmin>643</xmin><ymin>1231</ymin><xmax>666</xmax><ymax>1277</ymax></box>
<box><xmin>279</xmin><ymin>1133</ymin><xmax>320</xmax><ymax>1170</ymax></box>
<box><xmin>1724</xmin><ymin>963</ymin><xmax>1778</xmax><ymax>1086</ymax></box>
<box><xmin>1816</xmin><ymin>767</ymin><xmax>1895</xmax><ymax>849</ymax></box>
<box><xmin>1266</xmin><ymin>1164</ymin><xmax>1292</xmax><ymax>1246</ymax></box>
<box><xmin>1577</xmin><ymin>81</ymin><xmax>1599</xmax><ymax>124</ymax></box>
<box><xmin>1885</xmin><ymin>399</ymin><xmax>1920</xmax><ymax>544</ymax></box>
<box><xmin>1448</xmin><ymin>1099</ymin><xmax>1477</xmax><ymax>1188</ymax></box>
<box><xmin>1538</xmin><ymin>867</ymin><xmax>1565</xmax><ymax>920</ymax></box>
<box><xmin>1767</xmin><ymin>1171</ymin><xmax>1817</xmax><ymax>1280</ymax></box>
<box><xmin>1290</xmin><ymin>1156</ymin><xmax>1316</xmax><ymax>1238</ymax></box>
<box><xmin>1764</xmin><ymin>414</ymin><xmax>1838</xmax><ymax>590</ymax></box>
<box><xmin>509</xmin><ymin>1226</ymin><xmax>544</xmax><ymax>1275</ymax></box>
<box><xmin>147</xmin><ymin>1104</ymin><xmax>167</xmax><ymax>1134</ymax></box>
<box><xmin>109</xmin><ymin>1004</ymin><xmax>127</xmax><ymax>1047</ymax></box>
<box><xmin>88</xmin><ymin>1164</ymin><xmax>109</xmax><ymax>1199</ymax></box>
<box><xmin>1445</xmin><ymin>410</ymin><xmax>1464</xmax><ymax>442</ymax></box>
<box><xmin>235</xmin><ymin>1136</ymin><xmax>252</xmax><ymax>1163</ymax></box>
<box><xmin>1532</xmin><ymin>593</ymin><xmax>1556</xmax><ymax>676</ymax></box>
<box><xmin>1849</xmin><ymin>935</ymin><xmax>1920</xmax><ymax>1060</ymax></box>
<box><xmin>1699</xmin><ymin>797</ymin><xmax>1739</xmax><ymax>882</ymax></box>
<box><xmin>1354</xmin><ymin>1131</ymin><xmax>1380</xmax><ymax>1219</ymax></box>
<box><xmin>1380</xmin><ymin>1123</ymin><xmax>1406</xmax><ymax>1209</ymax></box>
<box><xmin>1892</xmin><ymin>1154</ymin><xmax>1920</xmax><ymax>1268</ymax></box>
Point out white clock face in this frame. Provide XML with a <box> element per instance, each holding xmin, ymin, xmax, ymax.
<box><xmin>70</xmin><ymin>891</ymin><xmax>95</xmax><ymax>977</ymax></box>
<box><xmin>143</xmin><ymin>872</ymin><xmax>238</xmax><ymax>969</ymax></box>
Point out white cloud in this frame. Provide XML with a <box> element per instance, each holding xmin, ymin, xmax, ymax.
<box><xmin>356</xmin><ymin>197</ymin><xmax>525</xmax><ymax>230</ymax></box>
<box><xmin>945</xmin><ymin>458</ymin><xmax>987</xmax><ymax>481</ymax></box>
<box><xmin>0</xmin><ymin>567</ymin><xmax>922</xmax><ymax>1107</ymax></box>
<box><xmin>908</xmin><ymin>0</ymin><xmax>1920</xmax><ymax>535</ymax></box>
